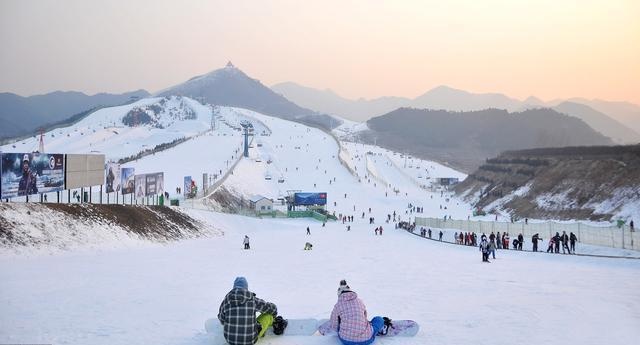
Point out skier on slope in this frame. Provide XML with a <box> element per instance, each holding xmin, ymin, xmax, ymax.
<box><xmin>218</xmin><ymin>277</ymin><xmax>286</xmax><ymax>345</ymax></box>
<box><xmin>243</xmin><ymin>235</ymin><xmax>250</xmax><ymax>250</ymax></box>
<box><xmin>329</xmin><ymin>280</ymin><xmax>385</xmax><ymax>345</ymax></box>
<box><xmin>479</xmin><ymin>235</ymin><xmax>490</xmax><ymax>262</ymax></box>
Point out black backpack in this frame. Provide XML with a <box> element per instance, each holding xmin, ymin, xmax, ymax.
<box><xmin>272</xmin><ymin>316</ymin><xmax>288</xmax><ymax>335</ymax></box>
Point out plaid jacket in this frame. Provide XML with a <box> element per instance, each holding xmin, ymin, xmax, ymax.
<box><xmin>330</xmin><ymin>291</ymin><xmax>373</xmax><ymax>342</ymax></box>
<box><xmin>218</xmin><ymin>288</ymin><xmax>278</xmax><ymax>345</ymax></box>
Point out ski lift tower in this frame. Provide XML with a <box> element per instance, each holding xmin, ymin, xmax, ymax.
<box><xmin>240</xmin><ymin>122</ymin><xmax>253</xmax><ymax>158</ymax></box>
<box><xmin>211</xmin><ymin>105</ymin><xmax>218</xmax><ymax>131</ymax></box>
<box><xmin>38</xmin><ymin>128</ymin><xmax>45</xmax><ymax>153</ymax></box>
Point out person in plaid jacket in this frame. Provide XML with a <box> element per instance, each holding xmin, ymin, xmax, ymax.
<box><xmin>218</xmin><ymin>277</ymin><xmax>278</xmax><ymax>345</ymax></box>
<box><xmin>329</xmin><ymin>280</ymin><xmax>384</xmax><ymax>345</ymax></box>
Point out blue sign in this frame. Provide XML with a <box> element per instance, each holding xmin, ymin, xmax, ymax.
<box><xmin>294</xmin><ymin>192</ymin><xmax>327</xmax><ymax>206</ymax></box>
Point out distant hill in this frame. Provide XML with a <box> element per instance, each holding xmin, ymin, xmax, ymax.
<box><xmin>0</xmin><ymin>89</ymin><xmax>150</xmax><ymax>141</ymax></box>
<box><xmin>158</xmin><ymin>62</ymin><xmax>340</xmax><ymax>130</ymax></box>
<box><xmin>361</xmin><ymin>107</ymin><xmax>613</xmax><ymax>172</ymax></box>
<box><xmin>271</xmin><ymin>81</ymin><xmax>409</xmax><ymax>122</ymax></box>
<box><xmin>454</xmin><ymin>144</ymin><xmax>640</xmax><ymax>221</ymax></box>
<box><xmin>411</xmin><ymin>85</ymin><xmax>523</xmax><ymax>112</ymax></box>
<box><xmin>273</xmin><ymin>83</ymin><xmax>640</xmax><ymax>144</ymax></box>
<box><xmin>567</xmin><ymin>98</ymin><xmax>640</xmax><ymax>135</ymax></box>
<box><xmin>553</xmin><ymin>101</ymin><xmax>640</xmax><ymax>144</ymax></box>
<box><xmin>272</xmin><ymin>83</ymin><xmax>524</xmax><ymax>120</ymax></box>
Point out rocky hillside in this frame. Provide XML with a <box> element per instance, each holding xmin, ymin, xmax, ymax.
<box><xmin>0</xmin><ymin>203</ymin><xmax>221</xmax><ymax>254</ymax></box>
<box><xmin>364</xmin><ymin>107</ymin><xmax>613</xmax><ymax>172</ymax></box>
<box><xmin>455</xmin><ymin>145</ymin><xmax>640</xmax><ymax>221</ymax></box>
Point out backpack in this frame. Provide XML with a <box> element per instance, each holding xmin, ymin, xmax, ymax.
<box><xmin>272</xmin><ymin>316</ymin><xmax>288</xmax><ymax>335</ymax></box>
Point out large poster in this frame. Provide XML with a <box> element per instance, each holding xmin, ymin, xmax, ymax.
<box><xmin>105</xmin><ymin>162</ymin><xmax>121</xmax><ymax>193</ymax></box>
<box><xmin>294</xmin><ymin>192</ymin><xmax>327</xmax><ymax>206</ymax></box>
<box><xmin>145</xmin><ymin>172</ymin><xmax>164</xmax><ymax>196</ymax></box>
<box><xmin>1</xmin><ymin>152</ymin><xmax>64</xmax><ymax>198</ymax></box>
<box><xmin>184</xmin><ymin>176</ymin><xmax>192</xmax><ymax>196</ymax></box>
<box><xmin>135</xmin><ymin>174</ymin><xmax>146</xmax><ymax>198</ymax></box>
<box><xmin>121</xmin><ymin>167</ymin><xmax>135</xmax><ymax>195</ymax></box>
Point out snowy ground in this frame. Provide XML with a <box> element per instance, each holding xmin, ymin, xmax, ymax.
<box><xmin>1</xmin><ymin>211</ymin><xmax>639</xmax><ymax>345</ymax></box>
<box><xmin>1</xmin><ymin>98</ymin><xmax>639</xmax><ymax>345</ymax></box>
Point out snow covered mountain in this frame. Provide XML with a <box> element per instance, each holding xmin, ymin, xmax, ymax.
<box><xmin>0</xmin><ymin>89</ymin><xmax>149</xmax><ymax>141</ymax></box>
<box><xmin>158</xmin><ymin>62</ymin><xmax>340</xmax><ymax>130</ymax></box>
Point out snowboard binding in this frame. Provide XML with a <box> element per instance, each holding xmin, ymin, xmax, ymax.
<box><xmin>378</xmin><ymin>317</ymin><xmax>393</xmax><ymax>336</ymax></box>
<box><xmin>272</xmin><ymin>316</ymin><xmax>288</xmax><ymax>335</ymax></box>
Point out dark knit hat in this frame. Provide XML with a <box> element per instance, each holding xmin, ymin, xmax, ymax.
<box><xmin>234</xmin><ymin>276</ymin><xmax>248</xmax><ymax>290</ymax></box>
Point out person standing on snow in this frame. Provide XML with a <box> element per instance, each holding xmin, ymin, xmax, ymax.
<box><xmin>243</xmin><ymin>235</ymin><xmax>250</xmax><ymax>250</ymax></box>
<box><xmin>561</xmin><ymin>231</ymin><xmax>571</xmax><ymax>254</ymax></box>
<box><xmin>218</xmin><ymin>277</ymin><xmax>284</xmax><ymax>345</ymax></box>
<box><xmin>569</xmin><ymin>232</ymin><xmax>577</xmax><ymax>253</ymax></box>
<box><xmin>329</xmin><ymin>280</ymin><xmax>384</xmax><ymax>345</ymax></box>
<box><xmin>479</xmin><ymin>235</ymin><xmax>491</xmax><ymax>262</ymax></box>
<box><xmin>307</xmin><ymin>226</ymin><xmax>311</xmax><ymax>235</ymax></box>
<box><xmin>553</xmin><ymin>232</ymin><xmax>561</xmax><ymax>253</ymax></box>
<box><xmin>532</xmin><ymin>233</ymin><xmax>541</xmax><ymax>252</ymax></box>
<box><xmin>517</xmin><ymin>233</ymin><xmax>524</xmax><ymax>250</ymax></box>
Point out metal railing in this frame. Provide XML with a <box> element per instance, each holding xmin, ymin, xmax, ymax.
<box><xmin>415</xmin><ymin>217</ymin><xmax>638</xmax><ymax>251</ymax></box>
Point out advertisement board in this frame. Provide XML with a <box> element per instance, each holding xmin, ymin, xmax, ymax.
<box><xmin>105</xmin><ymin>162</ymin><xmax>121</xmax><ymax>193</ymax></box>
<box><xmin>121</xmin><ymin>167</ymin><xmax>135</xmax><ymax>195</ymax></box>
<box><xmin>294</xmin><ymin>192</ymin><xmax>327</xmax><ymax>206</ymax></box>
<box><xmin>135</xmin><ymin>174</ymin><xmax>146</xmax><ymax>198</ymax></box>
<box><xmin>184</xmin><ymin>176</ymin><xmax>192</xmax><ymax>196</ymax></box>
<box><xmin>65</xmin><ymin>154</ymin><xmax>105</xmax><ymax>189</ymax></box>
<box><xmin>145</xmin><ymin>172</ymin><xmax>164</xmax><ymax>196</ymax></box>
<box><xmin>0</xmin><ymin>152</ymin><xmax>65</xmax><ymax>198</ymax></box>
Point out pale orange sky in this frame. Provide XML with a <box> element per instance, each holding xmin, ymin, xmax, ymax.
<box><xmin>1</xmin><ymin>0</ymin><xmax>638</xmax><ymax>104</ymax></box>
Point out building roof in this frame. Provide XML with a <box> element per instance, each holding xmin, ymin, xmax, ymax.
<box><xmin>249</xmin><ymin>195</ymin><xmax>271</xmax><ymax>203</ymax></box>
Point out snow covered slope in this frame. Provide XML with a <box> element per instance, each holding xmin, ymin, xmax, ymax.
<box><xmin>1</xmin><ymin>96</ymin><xmax>639</xmax><ymax>345</ymax></box>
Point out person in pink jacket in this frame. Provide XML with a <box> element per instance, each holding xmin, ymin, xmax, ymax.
<box><xmin>329</xmin><ymin>280</ymin><xmax>384</xmax><ymax>345</ymax></box>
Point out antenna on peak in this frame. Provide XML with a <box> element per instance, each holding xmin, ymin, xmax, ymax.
<box><xmin>226</xmin><ymin>61</ymin><xmax>235</xmax><ymax>68</ymax></box>
<box><xmin>38</xmin><ymin>128</ymin><xmax>45</xmax><ymax>153</ymax></box>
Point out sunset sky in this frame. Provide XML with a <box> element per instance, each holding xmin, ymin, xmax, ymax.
<box><xmin>1</xmin><ymin>0</ymin><xmax>638</xmax><ymax>103</ymax></box>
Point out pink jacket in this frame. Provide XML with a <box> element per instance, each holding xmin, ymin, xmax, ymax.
<box><xmin>330</xmin><ymin>291</ymin><xmax>373</xmax><ymax>342</ymax></box>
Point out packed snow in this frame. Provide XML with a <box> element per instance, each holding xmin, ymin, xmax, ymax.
<box><xmin>1</xmin><ymin>97</ymin><xmax>639</xmax><ymax>345</ymax></box>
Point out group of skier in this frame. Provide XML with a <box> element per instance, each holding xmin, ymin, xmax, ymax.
<box><xmin>218</xmin><ymin>277</ymin><xmax>385</xmax><ymax>345</ymax></box>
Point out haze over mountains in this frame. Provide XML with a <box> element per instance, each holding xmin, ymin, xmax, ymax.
<box><xmin>272</xmin><ymin>82</ymin><xmax>640</xmax><ymax>144</ymax></box>
<box><xmin>0</xmin><ymin>90</ymin><xmax>149</xmax><ymax>141</ymax></box>
<box><xmin>360</xmin><ymin>107</ymin><xmax>612</xmax><ymax>172</ymax></box>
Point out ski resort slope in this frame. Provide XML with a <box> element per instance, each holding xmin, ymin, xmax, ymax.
<box><xmin>1</xmin><ymin>99</ymin><xmax>639</xmax><ymax>345</ymax></box>
<box><xmin>1</xmin><ymin>211</ymin><xmax>639</xmax><ymax>345</ymax></box>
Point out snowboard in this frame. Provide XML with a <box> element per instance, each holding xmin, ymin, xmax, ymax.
<box><xmin>205</xmin><ymin>318</ymin><xmax>319</xmax><ymax>337</ymax></box>
<box><xmin>317</xmin><ymin>318</ymin><xmax>420</xmax><ymax>337</ymax></box>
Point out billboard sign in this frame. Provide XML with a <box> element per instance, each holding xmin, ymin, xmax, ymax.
<box><xmin>145</xmin><ymin>172</ymin><xmax>164</xmax><ymax>196</ymax></box>
<box><xmin>121</xmin><ymin>167</ymin><xmax>135</xmax><ymax>195</ymax></box>
<box><xmin>65</xmin><ymin>154</ymin><xmax>105</xmax><ymax>189</ymax></box>
<box><xmin>135</xmin><ymin>174</ymin><xmax>146</xmax><ymax>198</ymax></box>
<box><xmin>294</xmin><ymin>192</ymin><xmax>327</xmax><ymax>206</ymax></box>
<box><xmin>1</xmin><ymin>152</ymin><xmax>64</xmax><ymax>198</ymax></box>
<box><xmin>184</xmin><ymin>176</ymin><xmax>192</xmax><ymax>196</ymax></box>
<box><xmin>105</xmin><ymin>162</ymin><xmax>121</xmax><ymax>193</ymax></box>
